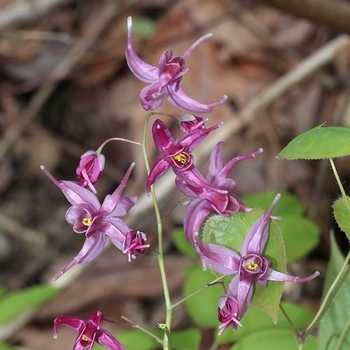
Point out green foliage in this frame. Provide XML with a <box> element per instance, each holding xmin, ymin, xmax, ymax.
<box><xmin>172</xmin><ymin>228</ymin><xmax>198</xmax><ymax>259</ymax></box>
<box><xmin>183</xmin><ymin>265</ymin><xmax>222</xmax><ymax>328</ymax></box>
<box><xmin>277</xmin><ymin>124</ymin><xmax>350</xmax><ymax>160</ymax></box>
<box><xmin>333</xmin><ymin>196</ymin><xmax>350</xmax><ymax>240</ymax></box>
<box><xmin>229</xmin><ymin>329</ymin><xmax>317</xmax><ymax>350</ymax></box>
<box><xmin>318</xmin><ymin>233</ymin><xmax>350</xmax><ymax>349</ymax></box>
<box><xmin>0</xmin><ymin>284</ymin><xmax>60</xmax><ymax>325</ymax></box>
<box><xmin>171</xmin><ymin>328</ymin><xmax>201</xmax><ymax>350</ymax></box>
<box><xmin>203</xmin><ymin>210</ymin><xmax>285</xmax><ymax>323</ymax></box>
<box><xmin>0</xmin><ymin>341</ymin><xmax>12</xmax><ymax>350</ymax></box>
<box><xmin>242</xmin><ymin>192</ymin><xmax>320</xmax><ymax>263</ymax></box>
<box><xmin>216</xmin><ymin>301</ymin><xmax>314</xmax><ymax>344</ymax></box>
<box><xmin>130</xmin><ymin>16</ymin><xmax>156</xmax><ymax>40</ymax></box>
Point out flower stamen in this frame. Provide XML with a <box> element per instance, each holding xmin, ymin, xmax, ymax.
<box><xmin>246</xmin><ymin>261</ymin><xmax>259</xmax><ymax>271</ymax></box>
<box><xmin>82</xmin><ymin>217</ymin><xmax>92</xmax><ymax>227</ymax></box>
<box><xmin>172</xmin><ymin>152</ymin><xmax>189</xmax><ymax>165</ymax></box>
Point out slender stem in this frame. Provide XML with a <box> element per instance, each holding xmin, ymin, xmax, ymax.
<box><xmin>96</xmin><ymin>137</ymin><xmax>141</xmax><ymax>154</ymax></box>
<box><xmin>334</xmin><ymin>316</ymin><xmax>350</xmax><ymax>350</ymax></box>
<box><xmin>121</xmin><ymin>316</ymin><xmax>162</xmax><ymax>343</ymax></box>
<box><xmin>171</xmin><ymin>276</ymin><xmax>225</xmax><ymax>309</ymax></box>
<box><xmin>329</xmin><ymin>158</ymin><xmax>350</xmax><ymax>213</ymax></box>
<box><xmin>279</xmin><ymin>303</ymin><xmax>300</xmax><ymax>338</ymax></box>
<box><xmin>141</xmin><ymin>112</ymin><xmax>172</xmax><ymax>350</ymax></box>
<box><xmin>301</xmin><ymin>249</ymin><xmax>350</xmax><ymax>339</ymax></box>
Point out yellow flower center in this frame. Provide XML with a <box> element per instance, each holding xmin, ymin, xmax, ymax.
<box><xmin>81</xmin><ymin>335</ymin><xmax>91</xmax><ymax>342</ymax></box>
<box><xmin>246</xmin><ymin>261</ymin><xmax>259</xmax><ymax>271</ymax></box>
<box><xmin>173</xmin><ymin>152</ymin><xmax>188</xmax><ymax>165</ymax></box>
<box><xmin>82</xmin><ymin>217</ymin><xmax>92</xmax><ymax>227</ymax></box>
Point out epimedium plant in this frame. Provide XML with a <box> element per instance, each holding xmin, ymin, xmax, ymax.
<box><xmin>2</xmin><ymin>15</ymin><xmax>350</xmax><ymax>350</ymax></box>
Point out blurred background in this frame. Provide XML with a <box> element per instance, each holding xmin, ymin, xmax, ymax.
<box><xmin>0</xmin><ymin>0</ymin><xmax>349</xmax><ymax>348</ymax></box>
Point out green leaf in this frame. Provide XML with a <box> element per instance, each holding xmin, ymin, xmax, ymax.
<box><xmin>230</xmin><ymin>329</ymin><xmax>317</xmax><ymax>350</ymax></box>
<box><xmin>333</xmin><ymin>196</ymin><xmax>350</xmax><ymax>239</ymax></box>
<box><xmin>183</xmin><ymin>266</ymin><xmax>222</xmax><ymax>328</ymax></box>
<box><xmin>203</xmin><ymin>210</ymin><xmax>286</xmax><ymax>323</ymax></box>
<box><xmin>318</xmin><ymin>233</ymin><xmax>350</xmax><ymax>349</ymax></box>
<box><xmin>0</xmin><ymin>341</ymin><xmax>12</xmax><ymax>350</ymax></box>
<box><xmin>277</xmin><ymin>216</ymin><xmax>320</xmax><ymax>263</ymax></box>
<box><xmin>130</xmin><ymin>17</ymin><xmax>155</xmax><ymax>40</ymax></box>
<box><xmin>277</xmin><ymin>125</ymin><xmax>350</xmax><ymax>160</ymax></box>
<box><xmin>0</xmin><ymin>285</ymin><xmax>60</xmax><ymax>325</ymax></box>
<box><xmin>242</xmin><ymin>192</ymin><xmax>304</xmax><ymax>217</ymax></box>
<box><xmin>94</xmin><ymin>329</ymin><xmax>159</xmax><ymax>350</ymax></box>
<box><xmin>216</xmin><ymin>301</ymin><xmax>314</xmax><ymax>344</ymax></box>
<box><xmin>172</xmin><ymin>328</ymin><xmax>201</xmax><ymax>350</ymax></box>
<box><xmin>172</xmin><ymin>228</ymin><xmax>198</xmax><ymax>258</ymax></box>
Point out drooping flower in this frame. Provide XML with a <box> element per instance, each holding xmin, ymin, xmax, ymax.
<box><xmin>194</xmin><ymin>193</ymin><xmax>319</xmax><ymax>283</ymax></box>
<box><xmin>53</xmin><ymin>310</ymin><xmax>125</xmax><ymax>350</ymax></box>
<box><xmin>41</xmin><ymin>163</ymin><xmax>148</xmax><ymax>280</ymax></box>
<box><xmin>194</xmin><ymin>194</ymin><xmax>320</xmax><ymax>332</ymax></box>
<box><xmin>76</xmin><ymin>150</ymin><xmax>105</xmax><ymax>194</ymax></box>
<box><xmin>176</xmin><ymin>142</ymin><xmax>262</xmax><ymax>242</ymax></box>
<box><xmin>146</xmin><ymin>118</ymin><xmax>222</xmax><ymax>194</ymax></box>
<box><xmin>178</xmin><ymin>114</ymin><xmax>206</xmax><ymax>133</ymax></box>
<box><xmin>125</xmin><ymin>16</ymin><xmax>227</xmax><ymax>112</ymax></box>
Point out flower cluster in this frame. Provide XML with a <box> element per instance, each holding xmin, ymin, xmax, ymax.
<box><xmin>47</xmin><ymin>16</ymin><xmax>320</xmax><ymax>349</ymax></box>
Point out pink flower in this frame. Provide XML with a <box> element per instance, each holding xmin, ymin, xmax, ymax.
<box><xmin>176</xmin><ymin>142</ymin><xmax>262</xmax><ymax>242</ymax></box>
<box><xmin>194</xmin><ymin>194</ymin><xmax>320</xmax><ymax>332</ymax></box>
<box><xmin>125</xmin><ymin>16</ymin><xmax>227</xmax><ymax>112</ymax></box>
<box><xmin>146</xmin><ymin>119</ymin><xmax>222</xmax><ymax>194</ymax></box>
<box><xmin>53</xmin><ymin>310</ymin><xmax>125</xmax><ymax>350</ymax></box>
<box><xmin>76</xmin><ymin>150</ymin><xmax>105</xmax><ymax>194</ymax></box>
<box><xmin>41</xmin><ymin>163</ymin><xmax>148</xmax><ymax>280</ymax></box>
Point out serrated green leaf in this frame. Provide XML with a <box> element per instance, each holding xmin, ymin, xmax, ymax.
<box><xmin>203</xmin><ymin>210</ymin><xmax>285</xmax><ymax>323</ymax></box>
<box><xmin>183</xmin><ymin>266</ymin><xmax>222</xmax><ymax>328</ymax></box>
<box><xmin>216</xmin><ymin>301</ymin><xmax>314</xmax><ymax>344</ymax></box>
<box><xmin>277</xmin><ymin>125</ymin><xmax>350</xmax><ymax>160</ymax></box>
<box><xmin>0</xmin><ymin>285</ymin><xmax>60</xmax><ymax>325</ymax></box>
<box><xmin>277</xmin><ymin>216</ymin><xmax>320</xmax><ymax>263</ymax></box>
<box><xmin>318</xmin><ymin>233</ymin><xmax>350</xmax><ymax>349</ymax></box>
<box><xmin>230</xmin><ymin>329</ymin><xmax>317</xmax><ymax>350</ymax></box>
<box><xmin>172</xmin><ymin>328</ymin><xmax>201</xmax><ymax>350</ymax></box>
<box><xmin>172</xmin><ymin>228</ymin><xmax>198</xmax><ymax>258</ymax></box>
<box><xmin>333</xmin><ymin>196</ymin><xmax>350</xmax><ymax>239</ymax></box>
<box><xmin>242</xmin><ymin>192</ymin><xmax>304</xmax><ymax>217</ymax></box>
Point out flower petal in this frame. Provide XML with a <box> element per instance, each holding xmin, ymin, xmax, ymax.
<box><xmin>97</xmin><ymin>329</ymin><xmax>125</xmax><ymax>350</ymax></box>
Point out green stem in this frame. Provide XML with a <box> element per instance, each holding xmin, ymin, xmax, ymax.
<box><xmin>329</xmin><ymin>158</ymin><xmax>350</xmax><ymax>213</ymax></box>
<box><xmin>171</xmin><ymin>275</ymin><xmax>225</xmax><ymax>309</ymax></box>
<box><xmin>301</xmin><ymin>249</ymin><xmax>350</xmax><ymax>339</ymax></box>
<box><xmin>334</xmin><ymin>316</ymin><xmax>350</xmax><ymax>350</ymax></box>
<box><xmin>141</xmin><ymin>112</ymin><xmax>172</xmax><ymax>350</ymax></box>
<box><xmin>96</xmin><ymin>137</ymin><xmax>141</xmax><ymax>153</ymax></box>
<box><xmin>279</xmin><ymin>303</ymin><xmax>300</xmax><ymax>338</ymax></box>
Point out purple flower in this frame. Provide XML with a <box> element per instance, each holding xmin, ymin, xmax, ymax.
<box><xmin>176</xmin><ymin>142</ymin><xmax>262</xmax><ymax>243</ymax></box>
<box><xmin>76</xmin><ymin>150</ymin><xmax>105</xmax><ymax>194</ymax></box>
<box><xmin>178</xmin><ymin>114</ymin><xmax>206</xmax><ymax>133</ymax></box>
<box><xmin>194</xmin><ymin>193</ymin><xmax>319</xmax><ymax>284</ymax></box>
<box><xmin>146</xmin><ymin>118</ymin><xmax>222</xmax><ymax>194</ymax></box>
<box><xmin>217</xmin><ymin>293</ymin><xmax>243</xmax><ymax>335</ymax></box>
<box><xmin>41</xmin><ymin>163</ymin><xmax>148</xmax><ymax>280</ymax></box>
<box><xmin>194</xmin><ymin>194</ymin><xmax>320</xmax><ymax>332</ymax></box>
<box><xmin>125</xmin><ymin>16</ymin><xmax>227</xmax><ymax>112</ymax></box>
<box><xmin>53</xmin><ymin>310</ymin><xmax>125</xmax><ymax>350</ymax></box>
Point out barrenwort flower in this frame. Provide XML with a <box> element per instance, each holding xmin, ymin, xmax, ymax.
<box><xmin>76</xmin><ymin>150</ymin><xmax>105</xmax><ymax>194</ymax></box>
<box><xmin>146</xmin><ymin>118</ymin><xmax>222</xmax><ymax>194</ymax></box>
<box><xmin>125</xmin><ymin>16</ymin><xmax>227</xmax><ymax>112</ymax></box>
<box><xmin>176</xmin><ymin>142</ymin><xmax>262</xmax><ymax>242</ymax></box>
<box><xmin>53</xmin><ymin>310</ymin><xmax>125</xmax><ymax>350</ymax></box>
<box><xmin>41</xmin><ymin>163</ymin><xmax>148</xmax><ymax>280</ymax></box>
<box><xmin>217</xmin><ymin>293</ymin><xmax>243</xmax><ymax>335</ymax></box>
<box><xmin>194</xmin><ymin>194</ymin><xmax>320</xmax><ymax>331</ymax></box>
